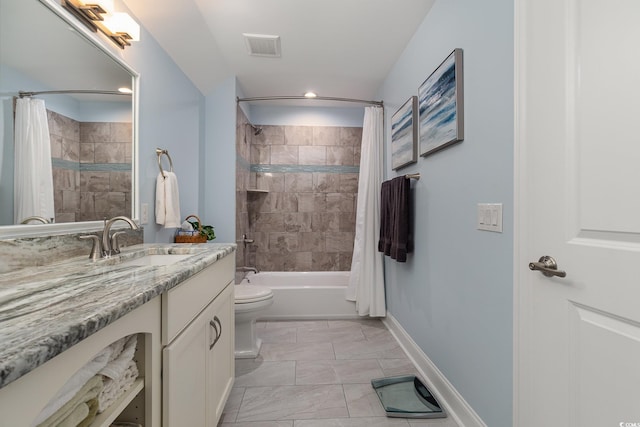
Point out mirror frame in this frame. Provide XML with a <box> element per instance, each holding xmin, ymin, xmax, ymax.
<box><xmin>0</xmin><ymin>0</ymin><xmax>140</xmax><ymax>239</ymax></box>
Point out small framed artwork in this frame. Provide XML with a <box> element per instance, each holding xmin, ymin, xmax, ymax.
<box><xmin>418</xmin><ymin>48</ymin><xmax>464</xmax><ymax>157</ymax></box>
<box><xmin>391</xmin><ymin>96</ymin><xmax>418</xmax><ymax>170</ymax></box>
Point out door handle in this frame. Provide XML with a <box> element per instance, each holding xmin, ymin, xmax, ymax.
<box><xmin>209</xmin><ymin>316</ymin><xmax>222</xmax><ymax>350</ymax></box>
<box><xmin>529</xmin><ymin>255</ymin><xmax>567</xmax><ymax>278</ymax></box>
<box><xmin>209</xmin><ymin>319</ymin><xmax>219</xmax><ymax>350</ymax></box>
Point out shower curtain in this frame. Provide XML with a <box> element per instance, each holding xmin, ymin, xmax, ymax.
<box><xmin>14</xmin><ymin>98</ymin><xmax>55</xmax><ymax>224</ymax></box>
<box><xmin>346</xmin><ymin>106</ymin><xmax>386</xmax><ymax>317</ymax></box>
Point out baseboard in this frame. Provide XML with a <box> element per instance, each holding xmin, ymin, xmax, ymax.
<box><xmin>383</xmin><ymin>312</ymin><xmax>487</xmax><ymax>427</ymax></box>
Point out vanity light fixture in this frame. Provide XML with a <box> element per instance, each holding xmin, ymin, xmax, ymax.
<box><xmin>102</xmin><ymin>12</ymin><xmax>140</xmax><ymax>45</ymax></box>
<box><xmin>304</xmin><ymin>91</ymin><xmax>317</xmax><ymax>98</ymax></box>
<box><xmin>62</xmin><ymin>0</ymin><xmax>140</xmax><ymax>49</ymax></box>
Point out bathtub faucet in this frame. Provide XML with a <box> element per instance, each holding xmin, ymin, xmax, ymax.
<box><xmin>237</xmin><ymin>266</ymin><xmax>259</xmax><ymax>274</ymax></box>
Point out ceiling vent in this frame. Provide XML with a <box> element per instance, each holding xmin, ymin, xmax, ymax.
<box><xmin>243</xmin><ymin>33</ymin><xmax>281</xmax><ymax>57</ymax></box>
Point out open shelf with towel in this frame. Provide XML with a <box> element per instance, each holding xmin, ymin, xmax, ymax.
<box><xmin>0</xmin><ymin>299</ymin><xmax>162</xmax><ymax>427</ymax></box>
<box><xmin>92</xmin><ymin>378</ymin><xmax>144</xmax><ymax>427</ymax></box>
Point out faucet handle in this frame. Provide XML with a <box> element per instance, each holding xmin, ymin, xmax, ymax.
<box><xmin>110</xmin><ymin>231</ymin><xmax>128</xmax><ymax>255</ymax></box>
<box><xmin>80</xmin><ymin>235</ymin><xmax>102</xmax><ymax>260</ymax></box>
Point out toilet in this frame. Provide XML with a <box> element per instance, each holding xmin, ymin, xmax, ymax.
<box><xmin>234</xmin><ymin>284</ymin><xmax>274</xmax><ymax>358</ymax></box>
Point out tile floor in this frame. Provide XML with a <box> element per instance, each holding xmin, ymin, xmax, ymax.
<box><xmin>219</xmin><ymin>319</ymin><xmax>458</xmax><ymax>427</ymax></box>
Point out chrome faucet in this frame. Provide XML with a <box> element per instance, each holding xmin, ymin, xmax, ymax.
<box><xmin>101</xmin><ymin>216</ymin><xmax>139</xmax><ymax>257</ymax></box>
<box><xmin>237</xmin><ymin>266</ymin><xmax>259</xmax><ymax>274</ymax></box>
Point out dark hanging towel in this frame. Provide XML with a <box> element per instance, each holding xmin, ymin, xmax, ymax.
<box><xmin>378</xmin><ymin>176</ymin><xmax>411</xmax><ymax>262</ymax></box>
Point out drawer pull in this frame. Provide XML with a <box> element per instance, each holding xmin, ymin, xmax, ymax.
<box><xmin>209</xmin><ymin>319</ymin><xmax>219</xmax><ymax>350</ymax></box>
<box><xmin>209</xmin><ymin>316</ymin><xmax>222</xmax><ymax>350</ymax></box>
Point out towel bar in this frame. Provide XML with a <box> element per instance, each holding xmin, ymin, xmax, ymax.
<box><xmin>404</xmin><ymin>173</ymin><xmax>420</xmax><ymax>180</ymax></box>
<box><xmin>156</xmin><ymin>148</ymin><xmax>174</xmax><ymax>178</ymax></box>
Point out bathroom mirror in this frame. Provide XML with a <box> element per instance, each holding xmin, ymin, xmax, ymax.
<box><xmin>0</xmin><ymin>0</ymin><xmax>138</xmax><ymax>237</ymax></box>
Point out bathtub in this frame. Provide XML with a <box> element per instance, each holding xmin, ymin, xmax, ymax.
<box><xmin>239</xmin><ymin>271</ymin><xmax>358</xmax><ymax>320</ymax></box>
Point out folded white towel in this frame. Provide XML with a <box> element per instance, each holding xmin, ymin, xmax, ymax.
<box><xmin>98</xmin><ymin>360</ymin><xmax>139</xmax><ymax>413</ymax></box>
<box><xmin>155</xmin><ymin>171</ymin><xmax>181</xmax><ymax>228</ymax></box>
<box><xmin>107</xmin><ymin>336</ymin><xmax>126</xmax><ymax>363</ymax></box>
<box><xmin>100</xmin><ymin>335</ymin><xmax>137</xmax><ymax>380</ymax></box>
<box><xmin>32</xmin><ymin>347</ymin><xmax>112</xmax><ymax>426</ymax></box>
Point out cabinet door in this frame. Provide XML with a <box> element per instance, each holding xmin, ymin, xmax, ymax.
<box><xmin>162</xmin><ymin>308</ymin><xmax>208</xmax><ymax>426</ymax></box>
<box><xmin>206</xmin><ymin>283</ymin><xmax>235</xmax><ymax>426</ymax></box>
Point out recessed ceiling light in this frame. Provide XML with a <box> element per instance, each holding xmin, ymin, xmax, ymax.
<box><xmin>304</xmin><ymin>91</ymin><xmax>317</xmax><ymax>98</ymax></box>
<box><xmin>118</xmin><ymin>87</ymin><xmax>133</xmax><ymax>94</ymax></box>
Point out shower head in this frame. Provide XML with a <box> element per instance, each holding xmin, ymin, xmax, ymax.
<box><xmin>247</xmin><ymin>123</ymin><xmax>263</xmax><ymax>136</ymax></box>
<box><xmin>251</xmin><ymin>124</ymin><xmax>263</xmax><ymax>136</ymax></box>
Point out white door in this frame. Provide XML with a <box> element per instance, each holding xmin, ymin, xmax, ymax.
<box><xmin>515</xmin><ymin>1</ymin><xmax>640</xmax><ymax>426</ymax></box>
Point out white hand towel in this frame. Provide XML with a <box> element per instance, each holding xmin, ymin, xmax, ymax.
<box><xmin>155</xmin><ymin>171</ymin><xmax>181</xmax><ymax>228</ymax></box>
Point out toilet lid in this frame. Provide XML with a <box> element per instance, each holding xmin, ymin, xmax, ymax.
<box><xmin>235</xmin><ymin>285</ymin><xmax>273</xmax><ymax>303</ymax></box>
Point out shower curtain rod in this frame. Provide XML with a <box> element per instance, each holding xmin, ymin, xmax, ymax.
<box><xmin>236</xmin><ymin>96</ymin><xmax>383</xmax><ymax>107</ymax></box>
<box><xmin>18</xmin><ymin>90</ymin><xmax>130</xmax><ymax>98</ymax></box>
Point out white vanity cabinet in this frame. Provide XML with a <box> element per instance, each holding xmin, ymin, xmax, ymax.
<box><xmin>0</xmin><ymin>246</ymin><xmax>236</xmax><ymax>427</ymax></box>
<box><xmin>162</xmin><ymin>254</ymin><xmax>235</xmax><ymax>427</ymax></box>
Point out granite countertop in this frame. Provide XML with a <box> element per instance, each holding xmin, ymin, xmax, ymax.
<box><xmin>0</xmin><ymin>243</ymin><xmax>236</xmax><ymax>389</ymax></box>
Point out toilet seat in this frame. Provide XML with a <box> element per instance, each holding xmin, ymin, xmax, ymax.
<box><xmin>235</xmin><ymin>285</ymin><xmax>273</xmax><ymax>304</ymax></box>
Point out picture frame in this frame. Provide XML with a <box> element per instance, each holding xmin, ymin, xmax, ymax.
<box><xmin>391</xmin><ymin>96</ymin><xmax>418</xmax><ymax>170</ymax></box>
<box><xmin>418</xmin><ymin>48</ymin><xmax>464</xmax><ymax>157</ymax></box>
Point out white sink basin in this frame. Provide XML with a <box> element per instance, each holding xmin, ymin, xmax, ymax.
<box><xmin>118</xmin><ymin>254</ymin><xmax>192</xmax><ymax>267</ymax></box>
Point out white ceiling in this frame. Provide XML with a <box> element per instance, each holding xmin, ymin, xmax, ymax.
<box><xmin>122</xmin><ymin>0</ymin><xmax>436</xmax><ymax>105</ymax></box>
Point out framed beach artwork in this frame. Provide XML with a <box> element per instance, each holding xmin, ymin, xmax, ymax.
<box><xmin>391</xmin><ymin>96</ymin><xmax>418</xmax><ymax>170</ymax></box>
<box><xmin>418</xmin><ymin>48</ymin><xmax>464</xmax><ymax>157</ymax></box>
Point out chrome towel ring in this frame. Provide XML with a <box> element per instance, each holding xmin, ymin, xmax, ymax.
<box><xmin>156</xmin><ymin>148</ymin><xmax>174</xmax><ymax>178</ymax></box>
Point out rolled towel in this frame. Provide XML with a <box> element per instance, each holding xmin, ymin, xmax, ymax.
<box><xmin>77</xmin><ymin>397</ymin><xmax>99</xmax><ymax>427</ymax></box>
<box><xmin>32</xmin><ymin>347</ymin><xmax>112</xmax><ymax>426</ymax></box>
<box><xmin>37</xmin><ymin>375</ymin><xmax>103</xmax><ymax>427</ymax></box>
<box><xmin>49</xmin><ymin>403</ymin><xmax>89</xmax><ymax>427</ymax></box>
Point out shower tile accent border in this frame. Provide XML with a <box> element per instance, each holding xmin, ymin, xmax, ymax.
<box><xmin>251</xmin><ymin>164</ymin><xmax>359</xmax><ymax>174</ymax></box>
<box><xmin>52</xmin><ymin>159</ymin><xmax>132</xmax><ymax>172</ymax></box>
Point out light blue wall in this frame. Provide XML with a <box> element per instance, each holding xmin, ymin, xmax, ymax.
<box><xmin>119</xmin><ymin>15</ymin><xmax>205</xmax><ymax>243</ymax></box>
<box><xmin>202</xmin><ymin>76</ymin><xmax>237</xmax><ymax>244</ymax></box>
<box><xmin>377</xmin><ymin>0</ymin><xmax>513</xmax><ymax>426</ymax></box>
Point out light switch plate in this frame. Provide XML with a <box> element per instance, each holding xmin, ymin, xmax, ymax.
<box><xmin>477</xmin><ymin>203</ymin><xmax>503</xmax><ymax>232</ymax></box>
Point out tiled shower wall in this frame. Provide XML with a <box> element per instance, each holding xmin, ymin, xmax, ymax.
<box><xmin>49</xmin><ymin>110</ymin><xmax>132</xmax><ymax>223</ymax></box>
<box><xmin>241</xmin><ymin>124</ymin><xmax>362</xmax><ymax>272</ymax></box>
